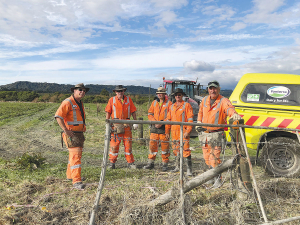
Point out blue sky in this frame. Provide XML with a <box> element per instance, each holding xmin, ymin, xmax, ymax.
<box><xmin>0</xmin><ymin>0</ymin><xmax>299</xmax><ymax>89</ymax></box>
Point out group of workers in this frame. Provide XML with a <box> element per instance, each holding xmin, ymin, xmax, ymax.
<box><xmin>55</xmin><ymin>81</ymin><xmax>242</xmax><ymax>190</ymax></box>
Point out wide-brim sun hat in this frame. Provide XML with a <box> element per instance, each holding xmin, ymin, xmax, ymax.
<box><xmin>71</xmin><ymin>83</ymin><xmax>90</xmax><ymax>93</ymax></box>
<box><xmin>156</xmin><ymin>87</ymin><xmax>167</xmax><ymax>94</ymax></box>
<box><xmin>174</xmin><ymin>88</ymin><xmax>185</xmax><ymax>96</ymax></box>
<box><xmin>113</xmin><ymin>85</ymin><xmax>127</xmax><ymax>92</ymax></box>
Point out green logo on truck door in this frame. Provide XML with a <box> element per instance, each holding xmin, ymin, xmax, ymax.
<box><xmin>247</xmin><ymin>94</ymin><xmax>260</xmax><ymax>101</ymax></box>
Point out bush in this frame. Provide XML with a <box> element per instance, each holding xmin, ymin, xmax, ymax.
<box><xmin>16</xmin><ymin>153</ymin><xmax>46</xmax><ymax>170</ymax></box>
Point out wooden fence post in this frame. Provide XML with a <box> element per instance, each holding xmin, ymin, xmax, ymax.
<box><xmin>138</xmin><ymin>117</ymin><xmax>145</xmax><ymax>145</ymax></box>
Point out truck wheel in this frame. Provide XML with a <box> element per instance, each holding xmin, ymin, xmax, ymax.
<box><xmin>260</xmin><ymin>137</ymin><xmax>300</xmax><ymax>177</ymax></box>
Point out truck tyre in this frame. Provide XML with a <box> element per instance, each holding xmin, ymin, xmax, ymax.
<box><xmin>260</xmin><ymin>137</ymin><xmax>300</xmax><ymax>177</ymax></box>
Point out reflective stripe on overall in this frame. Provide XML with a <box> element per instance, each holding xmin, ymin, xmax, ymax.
<box><xmin>171</xmin><ymin>102</ymin><xmax>192</xmax><ymax>157</ymax></box>
<box><xmin>202</xmin><ymin>96</ymin><xmax>225</xmax><ymax>125</ymax></box>
<box><xmin>148</xmin><ymin>100</ymin><xmax>169</xmax><ymax>120</ymax></box>
<box><xmin>201</xmin><ymin>96</ymin><xmax>224</xmax><ymax>167</ymax></box>
<box><xmin>64</xmin><ymin>98</ymin><xmax>84</xmax><ymax>126</ymax></box>
<box><xmin>113</xmin><ymin>96</ymin><xmax>130</xmax><ymax>119</ymax></box>
<box><xmin>148</xmin><ymin>100</ymin><xmax>170</xmax><ymax>162</ymax></box>
<box><xmin>109</xmin><ymin>96</ymin><xmax>134</xmax><ymax>163</ymax></box>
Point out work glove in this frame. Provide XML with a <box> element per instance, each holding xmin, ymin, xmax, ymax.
<box><xmin>133</xmin><ymin>124</ymin><xmax>139</xmax><ymax>130</ymax></box>
<box><xmin>230</xmin><ymin>113</ymin><xmax>242</xmax><ymax>121</ymax></box>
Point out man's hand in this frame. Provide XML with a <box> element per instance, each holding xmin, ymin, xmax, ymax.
<box><xmin>133</xmin><ymin>124</ymin><xmax>139</xmax><ymax>130</ymax></box>
<box><xmin>165</xmin><ymin>133</ymin><xmax>170</xmax><ymax>139</ymax></box>
<box><xmin>183</xmin><ymin>132</ymin><xmax>189</xmax><ymax>139</ymax></box>
<box><xmin>64</xmin><ymin>130</ymin><xmax>74</xmax><ymax>137</ymax></box>
<box><xmin>155</xmin><ymin>124</ymin><xmax>162</xmax><ymax>128</ymax></box>
<box><xmin>231</xmin><ymin>113</ymin><xmax>242</xmax><ymax>121</ymax></box>
<box><xmin>195</xmin><ymin>121</ymin><xmax>203</xmax><ymax>133</ymax></box>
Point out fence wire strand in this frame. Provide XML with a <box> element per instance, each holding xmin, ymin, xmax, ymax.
<box><xmin>1</xmin><ymin>110</ymin><xmax>300</xmax><ymax>224</ymax></box>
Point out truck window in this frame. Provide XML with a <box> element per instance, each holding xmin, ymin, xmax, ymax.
<box><xmin>241</xmin><ymin>83</ymin><xmax>300</xmax><ymax>106</ymax></box>
<box><xmin>165</xmin><ymin>83</ymin><xmax>172</xmax><ymax>96</ymax></box>
<box><xmin>174</xmin><ymin>84</ymin><xmax>194</xmax><ymax>98</ymax></box>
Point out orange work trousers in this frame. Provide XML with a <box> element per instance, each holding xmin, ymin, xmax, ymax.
<box><xmin>198</xmin><ymin>131</ymin><xmax>223</xmax><ymax>168</ymax></box>
<box><xmin>202</xmin><ymin>144</ymin><xmax>221</xmax><ymax>168</ymax></box>
<box><xmin>149</xmin><ymin>133</ymin><xmax>170</xmax><ymax>163</ymax></box>
<box><xmin>109</xmin><ymin>127</ymin><xmax>134</xmax><ymax>163</ymax></box>
<box><xmin>66</xmin><ymin>147</ymin><xmax>83</xmax><ymax>184</ymax></box>
<box><xmin>63</xmin><ymin>133</ymin><xmax>83</xmax><ymax>184</ymax></box>
<box><xmin>171</xmin><ymin>129</ymin><xmax>191</xmax><ymax>158</ymax></box>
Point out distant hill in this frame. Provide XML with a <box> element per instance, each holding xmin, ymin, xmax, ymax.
<box><xmin>220</xmin><ymin>90</ymin><xmax>233</xmax><ymax>98</ymax></box>
<box><xmin>0</xmin><ymin>81</ymin><xmax>233</xmax><ymax>97</ymax></box>
<box><xmin>0</xmin><ymin>81</ymin><xmax>157</xmax><ymax>95</ymax></box>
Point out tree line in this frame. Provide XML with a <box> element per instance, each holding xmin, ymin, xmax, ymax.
<box><xmin>0</xmin><ymin>81</ymin><xmax>157</xmax><ymax>95</ymax></box>
<box><xmin>0</xmin><ymin>90</ymin><xmax>154</xmax><ymax>104</ymax></box>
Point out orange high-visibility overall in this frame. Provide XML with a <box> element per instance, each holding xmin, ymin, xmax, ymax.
<box><xmin>55</xmin><ymin>95</ymin><xmax>86</xmax><ymax>184</ymax></box>
<box><xmin>105</xmin><ymin>95</ymin><xmax>137</xmax><ymax>163</ymax></box>
<box><xmin>148</xmin><ymin>99</ymin><xmax>172</xmax><ymax>163</ymax></box>
<box><xmin>166</xmin><ymin>101</ymin><xmax>194</xmax><ymax>158</ymax></box>
<box><xmin>198</xmin><ymin>95</ymin><xmax>236</xmax><ymax>167</ymax></box>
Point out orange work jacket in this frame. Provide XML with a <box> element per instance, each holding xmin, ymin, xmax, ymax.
<box><xmin>166</xmin><ymin>101</ymin><xmax>194</xmax><ymax>134</ymax></box>
<box><xmin>55</xmin><ymin>95</ymin><xmax>86</xmax><ymax>132</ymax></box>
<box><xmin>105</xmin><ymin>95</ymin><xmax>137</xmax><ymax>120</ymax></box>
<box><xmin>148</xmin><ymin>98</ymin><xmax>172</xmax><ymax>122</ymax></box>
<box><xmin>198</xmin><ymin>94</ymin><xmax>236</xmax><ymax>132</ymax></box>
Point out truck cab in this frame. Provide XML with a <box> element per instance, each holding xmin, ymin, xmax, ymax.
<box><xmin>229</xmin><ymin>73</ymin><xmax>300</xmax><ymax>177</ymax></box>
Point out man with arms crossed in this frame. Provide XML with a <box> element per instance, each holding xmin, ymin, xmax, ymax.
<box><xmin>144</xmin><ymin>87</ymin><xmax>172</xmax><ymax>171</ymax></box>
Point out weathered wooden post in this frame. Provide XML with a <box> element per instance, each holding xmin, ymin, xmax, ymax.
<box><xmin>138</xmin><ymin>117</ymin><xmax>146</xmax><ymax>145</ymax></box>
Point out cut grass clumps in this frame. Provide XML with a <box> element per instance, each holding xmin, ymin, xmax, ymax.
<box><xmin>16</xmin><ymin>153</ymin><xmax>46</xmax><ymax>170</ymax></box>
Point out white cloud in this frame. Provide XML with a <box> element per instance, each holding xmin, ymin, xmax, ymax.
<box><xmin>183</xmin><ymin>60</ymin><xmax>215</xmax><ymax>72</ymax></box>
<box><xmin>0</xmin><ymin>38</ymin><xmax>106</xmax><ymax>59</ymax></box>
<box><xmin>241</xmin><ymin>0</ymin><xmax>300</xmax><ymax>28</ymax></box>
<box><xmin>192</xmin><ymin>34</ymin><xmax>263</xmax><ymax>42</ymax></box>
<box><xmin>150</xmin><ymin>0</ymin><xmax>188</xmax><ymax>9</ymax></box>
<box><xmin>231</xmin><ymin>22</ymin><xmax>247</xmax><ymax>31</ymax></box>
<box><xmin>201</xmin><ymin>5</ymin><xmax>236</xmax><ymax>22</ymax></box>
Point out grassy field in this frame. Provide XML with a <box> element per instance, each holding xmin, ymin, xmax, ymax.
<box><xmin>0</xmin><ymin>101</ymin><xmax>300</xmax><ymax>224</ymax></box>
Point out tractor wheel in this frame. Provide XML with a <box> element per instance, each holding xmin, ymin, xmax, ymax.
<box><xmin>260</xmin><ymin>137</ymin><xmax>300</xmax><ymax>177</ymax></box>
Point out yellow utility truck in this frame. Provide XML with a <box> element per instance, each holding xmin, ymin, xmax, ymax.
<box><xmin>229</xmin><ymin>73</ymin><xmax>300</xmax><ymax>177</ymax></box>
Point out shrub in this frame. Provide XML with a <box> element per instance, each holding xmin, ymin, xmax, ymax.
<box><xmin>16</xmin><ymin>153</ymin><xmax>46</xmax><ymax>170</ymax></box>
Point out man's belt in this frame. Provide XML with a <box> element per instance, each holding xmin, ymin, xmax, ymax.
<box><xmin>205</xmin><ymin>129</ymin><xmax>224</xmax><ymax>133</ymax></box>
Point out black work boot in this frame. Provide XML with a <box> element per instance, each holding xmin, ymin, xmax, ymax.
<box><xmin>162</xmin><ymin>162</ymin><xmax>168</xmax><ymax>172</ymax></box>
<box><xmin>171</xmin><ymin>156</ymin><xmax>180</xmax><ymax>172</ymax></box>
<box><xmin>185</xmin><ymin>155</ymin><xmax>193</xmax><ymax>176</ymax></box>
<box><xmin>109</xmin><ymin>162</ymin><xmax>115</xmax><ymax>169</ymax></box>
<box><xmin>143</xmin><ymin>159</ymin><xmax>154</xmax><ymax>169</ymax></box>
<box><xmin>128</xmin><ymin>163</ymin><xmax>137</xmax><ymax>169</ymax></box>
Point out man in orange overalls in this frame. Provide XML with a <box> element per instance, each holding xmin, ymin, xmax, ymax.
<box><xmin>55</xmin><ymin>83</ymin><xmax>89</xmax><ymax>190</ymax></box>
<box><xmin>196</xmin><ymin>80</ymin><xmax>241</xmax><ymax>187</ymax></box>
<box><xmin>166</xmin><ymin>88</ymin><xmax>194</xmax><ymax>176</ymax></box>
<box><xmin>145</xmin><ymin>87</ymin><xmax>172</xmax><ymax>171</ymax></box>
<box><xmin>105</xmin><ymin>85</ymin><xmax>138</xmax><ymax>169</ymax></box>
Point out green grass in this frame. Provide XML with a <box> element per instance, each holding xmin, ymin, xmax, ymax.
<box><xmin>1</xmin><ymin>101</ymin><xmax>296</xmax><ymax>225</ymax></box>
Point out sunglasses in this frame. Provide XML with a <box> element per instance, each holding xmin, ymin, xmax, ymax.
<box><xmin>77</xmin><ymin>88</ymin><xmax>86</xmax><ymax>92</ymax></box>
<box><xmin>116</xmin><ymin>90</ymin><xmax>124</xmax><ymax>92</ymax></box>
<box><xmin>208</xmin><ymin>81</ymin><xmax>219</xmax><ymax>86</ymax></box>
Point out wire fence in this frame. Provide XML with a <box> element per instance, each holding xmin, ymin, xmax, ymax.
<box><xmin>88</xmin><ymin>119</ymin><xmax>300</xmax><ymax>225</ymax></box>
<box><xmin>1</xmin><ymin>109</ymin><xmax>300</xmax><ymax>225</ymax></box>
